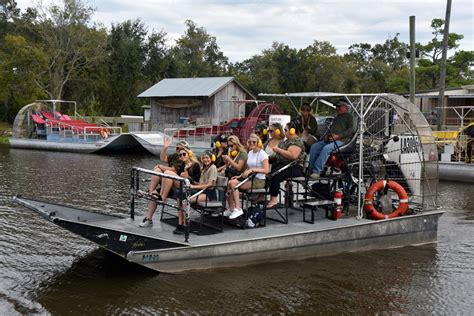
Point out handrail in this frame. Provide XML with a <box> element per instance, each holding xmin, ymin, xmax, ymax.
<box><xmin>130</xmin><ymin>167</ymin><xmax>193</xmax><ymax>241</ymax></box>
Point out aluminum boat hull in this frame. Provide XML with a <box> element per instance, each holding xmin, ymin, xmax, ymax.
<box><xmin>14</xmin><ymin>196</ymin><xmax>443</xmax><ymax>273</ymax></box>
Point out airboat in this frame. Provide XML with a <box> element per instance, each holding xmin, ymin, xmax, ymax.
<box><xmin>8</xmin><ymin>100</ymin><xmax>143</xmax><ymax>154</ymax></box>
<box><xmin>14</xmin><ymin>93</ymin><xmax>443</xmax><ymax>273</ymax></box>
<box><xmin>432</xmin><ymin>106</ymin><xmax>474</xmax><ymax>183</ymax></box>
<box><xmin>130</xmin><ymin>102</ymin><xmax>283</xmax><ymax>156</ymax></box>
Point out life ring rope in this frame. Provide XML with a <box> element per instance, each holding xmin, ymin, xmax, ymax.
<box><xmin>364</xmin><ymin>180</ymin><xmax>409</xmax><ymax>220</ymax></box>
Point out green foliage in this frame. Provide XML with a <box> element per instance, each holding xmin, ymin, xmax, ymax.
<box><xmin>104</xmin><ymin>19</ymin><xmax>148</xmax><ymax>116</ymax></box>
<box><xmin>344</xmin><ymin>34</ymin><xmax>409</xmax><ymax>92</ymax></box>
<box><xmin>172</xmin><ymin>20</ymin><xmax>229</xmax><ymax>77</ymax></box>
<box><xmin>416</xmin><ymin>18</ymin><xmax>466</xmax><ymax>89</ymax></box>
<box><xmin>0</xmin><ymin>3</ymin><xmax>472</xmax><ymax>124</ymax></box>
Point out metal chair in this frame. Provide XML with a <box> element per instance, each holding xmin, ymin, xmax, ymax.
<box><xmin>241</xmin><ymin>176</ymin><xmax>268</xmax><ymax>227</ymax></box>
<box><xmin>190</xmin><ymin>175</ymin><xmax>228</xmax><ymax>234</ymax></box>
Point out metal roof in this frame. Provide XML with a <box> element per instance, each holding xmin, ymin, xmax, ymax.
<box><xmin>415</xmin><ymin>93</ymin><xmax>474</xmax><ymax>98</ymax></box>
<box><xmin>138</xmin><ymin>77</ymin><xmax>251</xmax><ymax>98</ymax></box>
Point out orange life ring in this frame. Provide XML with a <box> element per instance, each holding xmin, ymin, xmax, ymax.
<box><xmin>364</xmin><ymin>180</ymin><xmax>409</xmax><ymax>220</ymax></box>
<box><xmin>100</xmin><ymin>128</ymin><xmax>109</xmax><ymax>139</ymax></box>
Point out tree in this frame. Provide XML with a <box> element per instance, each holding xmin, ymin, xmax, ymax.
<box><xmin>345</xmin><ymin>34</ymin><xmax>409</xmax><ymax>92</ymax></box>
<box><xmin>0</xmin><ymin>0</ymin><xmax>20</xmax><ymax>38</ymax></box>
<box><xmin>0</xmin><ymin>0</ymin><xmax>41</xmax><ymax>122</ymax></box>
<box><xmin>173</xmin><ymin>20</ymin><xmax>228</xmax><ymax>77</ymax></box>
<box><xmin>143</xmin><ymin>30</ymin><xmax>173</xmax><ymax>83</ymax></box>
<box><xmin>105</xmin><ymin>19</ymin><xmax>148</xmax><ymax>115</ymax></box>
<box><xmin>446</xmin><ymin>50</ymin><xmax>474</xmax><ymax>86</ymax></box>
<box><xmin>20</xmin><ymin>0</ymin><xmax>107</xmax><ymax>100</ymax></box>
<box><xmin>300</xmin><ymin>40</ymin><xmax>350</xmax><ymax>92</ymax></box>
<box><xmin>417</xmin><ymin>18</ymin><xmax>464</xmax><ymax>89</ymax></box>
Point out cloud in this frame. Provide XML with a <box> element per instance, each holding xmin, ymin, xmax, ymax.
<box><xmin>15</xmin><ymin>0</ymin><xmax>473</xmax><ymax>62</ymax></box>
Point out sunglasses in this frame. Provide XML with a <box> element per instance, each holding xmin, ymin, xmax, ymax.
<box><xmin>301</xmin><ymin>108</ymin><xmax>311</xmax><ymax>112</ymax></box>
<box><xmin>179</xmin><ymin>152</ymin><xmax>187</xmax><ymax>157</ymax></box>
<box><xmin>229</xmin><ymin>142</ymin><xmax>236</xmax><ymax>146</ymax></box>
<box><xmin>176</xmin><ymin>146</ymin><xmax>182</xmax><ymax>151</ymax></box>
<box><xmin>248</xmin><ymin>140</ymin><xmax>257</xmax><ymax>145</ymax></box>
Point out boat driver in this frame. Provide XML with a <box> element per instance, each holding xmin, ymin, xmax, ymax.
<box><xmin>308</xmin><ymin>99</ymin><xmax>354</xmax><ymax>180</ymax></box>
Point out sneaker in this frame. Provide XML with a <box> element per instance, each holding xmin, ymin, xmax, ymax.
<box><xmin>309</xmin><ymin>172</ymin><xmax>320</xmax><ymax>180</ymax></box>
<box><xmin>223</xmin><ymin>209</ymin><xmax>233</xmax><ymax>217</ymax></box>
<box><xmin>139</xmin><ymin>217</ymin><xmax>153</xmax><ymax>227</ymax></box>
<box><xmin>229</xmin><ymin>208</ymin><xmax>244</xmax><ymax>219</ymax></box>
<box><xmin>173</xmin><ymin>225</ymin><xmax>185</xmax><ymax>235</ymax></box>
<box><xmin>246</xmin><ymin>218</ymin><xmax>255</xmax><ymax>228</ymax></box>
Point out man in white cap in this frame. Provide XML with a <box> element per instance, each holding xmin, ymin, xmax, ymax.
<box><xmin>308</xmin><ymin>99</ymin><xmax>354</xmax><ymax>179</ymax></box>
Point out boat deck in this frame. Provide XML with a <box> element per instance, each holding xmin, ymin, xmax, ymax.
<box><xmin>17</xmin><ymin>197</ymin><xmax>370</xmax><ymax>247</ymax></box>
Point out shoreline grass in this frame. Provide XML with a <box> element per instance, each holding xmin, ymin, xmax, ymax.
<box><xmin>0</xmin><ymin>122</ymin><xmax>12</xmax><ymax>144</ymax></box>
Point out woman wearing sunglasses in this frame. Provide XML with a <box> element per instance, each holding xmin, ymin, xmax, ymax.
<box><xmin>140</xmin><ymin>145</ymin><xmax>201</xmax><ymax>228</ymax></box>
<box><xmin>213</xmin><ymin>134</ymin><xmax>228</xmax><ymax>173</ymax></box>
<box><xmin>267</xmin><ymin>122</ymin><xmax>306</xmax><ymax>209</ymax></box>
<box><xmin>263</xmin><ymin>123</ymin><xmax>284</xmax><ymax>157</ymax></box>
<box><xmin>140</xmin><ymin>138</ymin><xmax>189</xmax><ymax>228</ymax></box>
<box><xmin>225</xmin><ymin>133</ymin><xmax>269</xmax><ymax>219</ymax></box>
<box><xmin>173</xmin><ymin>150</ymin><xmax>218</xmax><ymax>235</ymax></box>
<box><xmin>221</xmin><ymin>135</ymin><xmax>247</xmax><ymax>179</ymax></box>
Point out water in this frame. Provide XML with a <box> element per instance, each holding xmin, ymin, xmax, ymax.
<box><xmin>0</xmin><ymin>145</ymin><xmax>473</xmax><ymax>314</ymax></box>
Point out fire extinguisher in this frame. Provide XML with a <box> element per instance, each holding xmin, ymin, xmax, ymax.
<box><xmin>333</xmin><ymin>190</ymin><xmax>343</xmax><ymax>220</ymax></box>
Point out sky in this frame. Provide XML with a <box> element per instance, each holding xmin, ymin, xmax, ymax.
<box><xmin>15</xmin><ymin>0</ymin><xmax>474</xmax><ymax>62</ymax></box>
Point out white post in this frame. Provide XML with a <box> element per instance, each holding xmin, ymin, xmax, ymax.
<box><xmin>357</xmin><ymin>96</ymin><xmax>365</xmax><ymax>219</ymax></box>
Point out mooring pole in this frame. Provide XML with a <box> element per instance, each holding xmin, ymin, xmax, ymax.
<box><xmin>437</xmin><ymin>0</ymin><xmax>452</xmax><ymax>131</ymax></box>
<box><xmin>409</xmin><ymin>16</ymin><xmax>416</xmax><ymax>104</ymax></box>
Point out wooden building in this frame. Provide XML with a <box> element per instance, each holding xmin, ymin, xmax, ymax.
<box><xmin>138</xmin><ymin>77</ymin><xmax>255</xmax><ymax>130</ymax></box>
<box><xmin>414</xmin><ymin>85</ymin><xmax>474</xmax><ymax>128</ymax></box>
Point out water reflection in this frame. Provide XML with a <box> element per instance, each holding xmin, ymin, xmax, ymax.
<box><xmin>0</xmin><ymin>145</ymin><xmax>473</xmax><ymax>314</ymax></box>
<box><xmin>35</xmin><ymin>246</ymin><xmax>440</xmax><ymax>314</ymax></box>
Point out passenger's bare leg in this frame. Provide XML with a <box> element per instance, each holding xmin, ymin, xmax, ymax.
<box><xmin>159</xmin><ymin>170</ymin><xmax>177</xmax><ymax>202</ymax></box>
<box><xmin>267</xmin><ymin>196</ymin><xmax>278</xmax><ymax>208</ymax></box>
<box><xmin>232</xmin><ymin>181</ymin><xmax>251</xmax><ymax>209</ymax></box>
<box><xmin>148</xmin><ymin>166</ymin><xmax>163</xmax><ymax>194</ymax></box>
<box><xmin>226</xmin><ymin>179</ymin><xmax>238</xmax><ymax>209</ymax></box>
<box><xmin>144</xmin><ymin>201</ymin><xmax>158</xmax><ymax>220</ymax></box>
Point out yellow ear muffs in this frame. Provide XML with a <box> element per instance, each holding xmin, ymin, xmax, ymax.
<box><xmin>188</xmin><ymin>150</ymin><xmax>193</xmax><ymax>158</ymax></box>
<box><xmin>262</xmin><ymin>128</ymin><xmax>268</xmax><ymax>136</ymax></box>
<box><xmin>257</xmin><ymin>139</ymin><xmax>263</xmax><ymax>148</ymax></box>
<box><xmin>215</xmin><ymin>141</ymin><xmax>221</xmax><ymax>148</ymax></box>
<box><xmin>230</xmin><ymin>150</ymin><xmax>238</xmax><ymax>157</ymax></box>
<box><xmin>274</xmin><ymin>128</ymin><xmax>281</xmax><ymax>136</ymax></box>
<box><xmin>201</xmin><ymin>151</ymin><xmax>215</xmax><ymax>163</ymax></box>
<box><xmin>289</xmin><ymin>127</ymin><xmax>296</xmax><ymax>135</ymax></box>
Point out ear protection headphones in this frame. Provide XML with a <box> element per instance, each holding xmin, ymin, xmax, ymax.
<box><xmin>215</xmin><ymin>141</ymin><xmax>221</xmax><ymax>148</ymax></box>
<box><xmin>274</xmin><ymin>127</ymin><xmax>282</xmax><ymax>137</ymax></box>
<box><xmin>230</xmin><ymin>150</ymin><xmax>238</xmax><ymax>157</ymax></box>
<box><xmin>289</xmin><ymin>127</ymin><xmax>296</xmax><ymax>136</ymax></box>
<box><xmin>201</xmin><ymin>151</ymin><xmax>216</xmax><ymax>163</ymax></box>
<box><xmin>257</xmin><ymin>139</ymin><xmax>263</xmax><ymax>148</ymax></box>
<box><xmin>262</xmin><ymin>129</ymin><xmax>268</xmax><ymax>136</ymax></box>
<box><xmin>188</xmin><ymin>150</ymin><xmax>193</xmax><ymax>158</ymax></box>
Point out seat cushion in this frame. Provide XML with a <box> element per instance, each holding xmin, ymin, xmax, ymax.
<box><xmin>196</xmin><ymin>201</ymin><xmax>223</xmax><ymax>208</ymax></box>
<box><xmin>288</xmin><ymin>176</ymin><xmax>306</xmax><ymax>181</ymax></box>
<box><xmin>243</xmin><ymin>188</ymin><xmax>267</xmax><ymax>194</ymax></box>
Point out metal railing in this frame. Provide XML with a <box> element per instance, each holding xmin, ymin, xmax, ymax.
<box><xmin>163</xmin><ymin>124</ymin><xmax>229</xmax><ymax>145</ymax></box>
<box><xmin>129</xmin><ymin>167</ymin><xmax>193</xmax><ymax>241</ymax></box>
